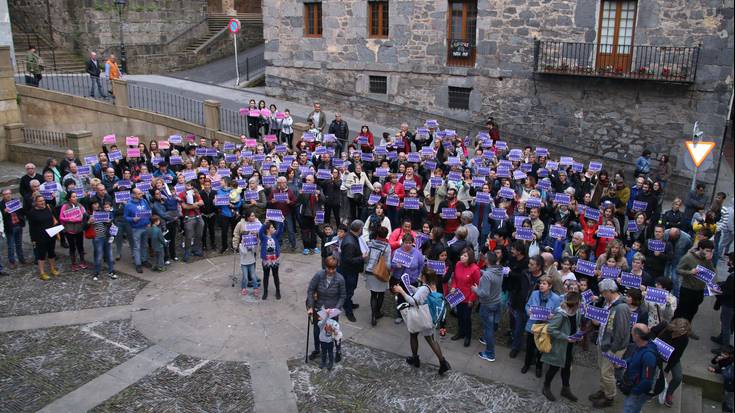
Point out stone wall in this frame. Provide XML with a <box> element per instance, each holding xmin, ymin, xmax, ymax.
<box><xmin>0</xmin><ymin>46</ymin><xmax>22</xmax><ymax>161</ymax></box>
<box><xmin>264</xmin><ymin>0</ymin><xmax>734</xmax><ymax>188</ymax></box>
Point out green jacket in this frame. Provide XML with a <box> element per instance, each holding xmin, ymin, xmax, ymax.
<box><xmin>26</xmin><ymin>52</ymin><xmax>43</xmax><ymax>74</ymax></box>
<box><xmin>677</xmin><ymin>250</ymin><xmax>714</xmax><ymax>291</ymax></box>
<box><xmin>541</xmin><ymin>305</ymin><xmax>582</xmax><ymax>368</ymax></box>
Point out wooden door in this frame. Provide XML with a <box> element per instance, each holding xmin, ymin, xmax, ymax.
<box><xmin>447</xmin><ymin>0</ymin><xmax>477</xmax><ymax>67</ymax></box>
<box><xmin>596</xmin><ymin>0</ymin><xmax>637</xmax><ymax>73</ymax></box>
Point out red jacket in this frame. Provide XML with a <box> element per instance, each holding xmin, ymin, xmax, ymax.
<box><xmin>452</xmin><ymin>262</ymin><xmax>481</xmax><ymax>303</ymax></box>
<box><xmin>354</xmin><ymin>132</ymin><xmax>374</xmax><ymax>152</ymax></box>
<box><xmin>382</xmin><ymin>181</ymin><xmax>405</xmax><ymax>200</ymax></box>
<box><xmin>388</xmin><ymin>227</ymin><xmax>416</xmax><ymax>251</ymax></box>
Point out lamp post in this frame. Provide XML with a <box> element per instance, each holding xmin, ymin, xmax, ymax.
<box><xmin>114</xmin><ymin>0</ymin><xmax>127</xmax><ymax>74</ymax></box>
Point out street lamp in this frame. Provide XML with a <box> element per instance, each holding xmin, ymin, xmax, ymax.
<box><xmin>114</xmin><ymin>0</ymin><xmax>127</xmax><ymax>74</ymax></box>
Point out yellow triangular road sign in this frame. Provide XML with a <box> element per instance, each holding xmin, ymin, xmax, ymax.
<box><xmin>685</xmin><ymin>141</ymin><xmax>716</xmax><ymax>167</ymax></box>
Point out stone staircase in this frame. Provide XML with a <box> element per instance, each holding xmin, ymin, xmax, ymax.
<box><xmin>183</xmin><ymin>13</ymin><xmax>262</xmax><ymax>53</ymax></box>
<box><xmin>12</xmin><ymin>32</ymin><xmax>86</xmax><ymax>73</ymax></box>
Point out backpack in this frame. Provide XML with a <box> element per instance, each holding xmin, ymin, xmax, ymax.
<box><xmin>426</xmin><ymin>291</ymin><xmax>446</xmax><ymax>327</ymax></box>
<box><xmin>532</xmin><ymin>322</ymin><xmax>552</xmax><ymax>353</ymax></box>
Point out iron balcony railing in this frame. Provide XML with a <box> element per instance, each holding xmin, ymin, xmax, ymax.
<box><xmin>220</xmin><ymin>107</ymin><xmax>249</xmax><ymax>136</ymax></box>
<box><xmin>533</xmin><ymin>40</ymin><xmax>700</xmax><ymax>84</ymax></box>
<box><xmin>128</xmin><ymin>84</ymin><xmax>205</xmax><ymax>126</ymax></box>
<box><xmin>22</xmin><ymin>128</ymin><xmax>69</xmax><ymax>148</ymax></box>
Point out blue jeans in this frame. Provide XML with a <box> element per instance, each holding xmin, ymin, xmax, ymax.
<box><xmin>89</xmin><ymin>76</ymin><xmax>106</xmax><ymax>97</ymax></box>
<box><xmin>343</xmin><ymin>271</ymin><xmax>358</xmax><ymax>315</ymax></box>
<box><xmin>6</xmin><ymin>226</ymin><xmax>25</xmax><ymax>264</ymax></box>
<box><xmin>665</xmin><ymin>263</ymin><xmax>681</xmax><ymax>297</ymax></box>
<box><xmin>241</xmin><ymin>263</ymin><xmax>259</xmax><ymax>289</ymax></box>
<box><xmin>479</xmin><ymin>303</ymin><xmax>501</xmax><ymax>357</ymax></box>
<box><xmin>92</xmin><ymin>237</ymin><xmax>114</xmax><ymax>274</ymax></box>
<box><xmin>511</xmin><ymin>307</ymin><xmax>527</xmax><ymax>351</ymax></box>
<box><xmin>623</xmin><ymin>393</ymin><xmax>650</xmax><ymax>413</ymax></box>
<box><xmin>284</xmin><ymin>213</ymin><xmax>296</xmax><ymax>249</ymax></box>
<box><xmin>131</xmin><ymin>227</ymin><xmax>149</xmax><ymax>266</ymax></box>
<box><xmin>114</xmin><ymin>217</ymin><xmax>134</xmax><ymax>258</ymax></box>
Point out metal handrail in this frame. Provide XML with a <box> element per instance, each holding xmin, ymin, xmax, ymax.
<box><xmin>193</xmin><ymin>25</ymin><xmax>229</xmax><ymax>54</ymax></box>
<box><xmin>164</xmin><ymin>16</ymin><xmax>209</xmax><ymax>47</ymax></box>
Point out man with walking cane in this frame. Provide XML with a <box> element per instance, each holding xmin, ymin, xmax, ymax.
<box><xmin>306</xmin><ymin>256</ymin><xmax>346</xmax><ymax>363</ymax></box>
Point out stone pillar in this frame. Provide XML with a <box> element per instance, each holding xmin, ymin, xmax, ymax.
<box><xmin>0</xmin><ymin>45</ymin><xmax>21</xmax><ymax>161</ymax></box>
<box><xmin>66</xmin><ymin>131</ymin><xmax>95</xmax><ymax>156</ymax></box>
<box><xmin>1</xmin><ymin>122</ymin><xmax>23</xmax><ymax>161</ymax></box>
<box><xmin>222</xmin><ymin>0</ymin><xmax>236</xmax><ymax>16</ymax></box>
<box><xmin>112</xmin><ymin>79</ymin><xmax>129</xmax><ymax>108</ymax></box>
<box><xmin>293</xmin><ymin>122</ymin><xmax>308</xmax><ymax>137</ymax></box>
<box><xmin>203</xmin><ymin>100</ymin><xmax>221</xmax><ymax>140</ymax></box>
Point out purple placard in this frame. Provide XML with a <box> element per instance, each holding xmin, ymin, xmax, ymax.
<box><xmin>596</xmin><ymin>225</ymin><xmax>616</xmax><ymax>239</ymax></box>
<box><xmin>40</xmin><ymin>191</ymin><xmax>54</xmax><ymax>201</ymax></box>
<box><xmin>84</xmin><ymin>155</ymin><xmax>98</xmax><ymax>166</ymax></box>
<box><xmin>525</xmin><ymin>197</ymin><xmax>542</xmax><ymax>209</ymax></box>
<box><xmin>407</xmin><ymin>152</ymin><xmax>420</xmax><ymax>163</ymax></box>
<box><xmin>169</xmin><ymin>156</ymin><xmax>182</xmax><ymax>165</ymax></box>
<box><xmin>134</xmin><ymin>210</ymin><xmax>151</xmax><ymax>220</ymax></box>
<box><xmin>620</xmin><ymin>272</ymin><xmax>642</xmax><ymax>289</ymax></box>
<box><xmin>502</xmin><ymin>267</ymin><xmax>511</xmax><ymax>277</ymax></box>
<box><xmin>537</xmin><ymin>178</ymin><xmax>552</xmax><ymax>191</ymax></box>
<box><xmin>374</xmin><ymin>146</ymin><xmax>388</xmax><ymax>156</ymax></box>
<box><xmin>424</xmin><ymin>160</ymin><xmax>437</xmax><ymax>170</ymax></box>
<box><xmin>4</xmin><ymin>199</ymin><xmax>22</xmax><ymax>213</ymax></box>
<box><xmin>430</xmin><ymin>177</ymin><xmax>443</xmax><ymax>188</ymax></box>
<box><xmin>513</xmin><ymin>215</ymin><xmax>528</xmax><ymax>228</ymax></box>
<box><xmin>476</xmin><ymin>192</ymin><xmax>491</xmax><ymax>204</ymax></box>
<box><xmin>360</xmin><ymin>152</ymin><xmax>374</xmax><ymax>162</ymax></box>
<box><xmin>559</xmin><ymin>156</ymin><xmax>574</xmax><ymax>166</ymax></box>
<box><xmin>550</xmin><ymin>225</ymin><xmax>567</xmax><ymax>240</ymax></box>
<box><xmin>581</xmin><ymin>289</ymin><xmax>594</xmax><ymax>304</ymax></box>
<box><xmin>496</xmin><ymin>167</ymin><xmax>511</xmax><ymax>178</ymax></box>
<box><xmin>108</xmin><ymin>150</ymin><xmax>123</xmax><ymax>161</ymax></box>
<box><xmin>278</xmin><ymin>163</ymin><xmax>290</xmax><ymax>173</ymax></box>
<box><xmin>298</xmin><ymin>166</ymin><xmax>312</xmax><ymax>175</ymax></box>
<box><xmin>73</xmin><ymin>188</ymin><xmax>85</xmax><ymax>198</ymax></box>
<box><xmin>92</xmin><ymin>211</ymin><xmax>111</xmax><ymax>222</ymax></box>
<box><xmin>653</xmin><ymin>338</ymin><xmax>674</xmax><ymax>362</ymax></box>
<box><xmin>182</xmin><ymin>171</ymin><xmax>197</xmax><ymax>182</ymax></box>
<box><xmin>168</xmin><ymin>135</ymin><xmax>182</xmax><ymax>144</ymax></box>
<box><xmin>601</xmin><ymin>266</ymin><xmax>621</xmax><ymax>279</ymax></box>
<box><xmin>571</xmin><ymin>162</ymin><xmax>584</xmax><ymax>173</ymax></box>
<box><xmin>568</xmin><ymin>330</ymin><xmax>585</xmax><ymax>342</ymax></box>
<box><xmin>498</xmin><ymin>187</ymin><xmax>515</xmax><ymax>199</ymax></box>
<box><xmin>575</xmin><ymin>259</ymin><xmax>596</xmax><ymax>276</ymax></box>
<box><xmin>627</xmin><ymin>220</ymin><xmax>638</xmax><ymax>232</ymax></box>
<box><xmin>214</xmin><ymin>195</ymin><xmax>229</xmax><ymax>206</ymax></box>
<box><xmin>350</xmin><ymin>184</ymin><xmax>364</xmax><ymax>195</ymax></box>
<box><xmin>262</xmin><ymin>175</ymin><xmax>276</xmax><ymax>186</ymax></box>
<box><xmin>42</xmin><ymin>182</ymin><xmax>58</xmax><ymax>191</ymax></box>
<box><xmin>631</xmin><ymin>200</ymin><xmax>648</xmax><ymax>212</ymax></box>
<box><xmin>507</xmin><ymin>149</ymin><xmax>523</xmax><ymax>162</ymax></box>
<box><xmin>244</xmin><ymin>190</ymin><xmax>258</xmax><ymax>201</ymax></box>
<box><xmin>584</xmin><ymin>305</ymin><xmax>610</xmax><ymax>324</ymax></box>
<box><xmin>630</xmin><ymin>311</ymin><xmax>638</xmax><ymax>326</ymax></box>
<box><xmin>426</xmin><ymin>260</ymin><xmax>446</xmax><ymax>275</ymax></box>
<box><xmin>694</xmin><ymin>265</ymin><xmax>715</xmax><ymax>284</ymax></box>
<box><xmin>223</xmin><ymin>142</ymin><xmax>236</xmax><ymax>151</ymax></box>
<box><xmin>441</xmin><ymin>208</ymin><xmax>457</xmax><ymax>220</ymax></box>
<box><xmin>374</xmin><ymin>167</ymin><xmax>389</xmax><ymax>178</ymax></box>
<box><xmin>494</xmin><ymin>140</ymin><xmax>508</xmax><ymax>151</ymax></box>
<box><xmin>447</xmin><ymin>171</ymin><xmax>462</xmax><ymax>182</ymax></box>
<box><xmin>535</xmin><ymin>147</ymin><xmax>549</xmax><ymax>157</ymax></box>
<box><xmin>266</xmin><ymin>209</ymin><xmax>284</xmax><ymax>222</ymax></box>
<box><xmin>515</xmin><ymin>227</ymin><xmax>534</xmax><ymax>241</ymax></box>
<box><xmin>589</xmin><ymin>161</ymin><xmax>603</xmax><ymax>172</ymax></box>
<box><xmin>302</xmin><ymin>183</ymin><xmax>318</xmax><ymax>194</ymax></box>
<box><xmin>136</xmin><ymin>181</ymin><xmax>151</xmax><ymax>191</ymax></box>
<box><xmin>386</xmin><ymin>195</ymin><xmax>400</xmax><ymax>207</ymax></box>
<box><xmin>647</xmin><ymin>239</ymin><xmax>665</xmax><ymax>253</ymax></box>
<box><xmin>217</xmin><ymin>168</ymin><xmax>231</xmax><ymax>178</ymax></box>
<box><xmin>195</xmin><ymin>147</ymin><xmax>207</xmax><ymax>157</ymax></box>
<box><xmin>399</xmin><ymin>273</ymin><xmax>416</xmax><ymax>295</ymax></box>
<box><xmin>323</xmin><ymin>134</ymin><xmax>336</xmax><ymax>143</ymax></box>
<box><xmin>585</xmin><ymin>207</ymin><xmax>601</xmax><ymax>221</ymax></box>
<box><xmin>415</xmin><ymin>232</ymin><xmax>429</xmax><ymax>250</ymax></box>
<box><xmin>529</xmin><ymin>306</ymin><xmax>552</xmax><ymax>321</ymax></box>
<box><xmin>645</xmin><ymin>287</ymin><xmax>668</xmax><ymax>305</ymax></box>
<box><xmin>491</xmin><ymin>208</ymin><xmax>507</xmax><ymax>220</ymax></box>
<box><xmin>602</xmin><ymin>352</ymin><xmax>627</xmax><ymax>368</ymax></box>
<box><xmin>477</xmin><ymin>166</ymin><xmax>491</xmax><ymax>176</ymax></box>
<box><xmin>224</xmin><ymin>154</ymin><xmax>237</xmax><ymax>163</ymax></box>
<box><xmin>403</xmin><ymin>180</ymin><xmax>417</xmax><ymax>191</ymax></box>
<box><xmin>211</xmin><ymin>180</ymin><xmax>222</xmax><ymax>190</ymax></box>
<box><xmin>513</xmin><ymin>170</ymin><xmax>527</xmax><ymax>181</ymax></box>
<box><xmin>273</xmin><ymin>192</ymin><xmax>289</xmax><ymax>203</ymax></box>
<box><xmin>109</xmin><ymin>224</ymin><xmax>118</xmax><ymax>236</ymax></box>
<box><xmin>114</xmin><ymin>191</ymin><xmax>130</xmax><ymax>203</ymax></box>
<box><xmin>445</xmin><ymin>289</ymin><xmax>465</xmax><ymax>308</ymax></box>
<box><xmin>317</xmin><ymin>169</ymin><xmax>331</xmax><ymax>180</ymax></box>
<box><xmin>393</xmin><ymin>250</ymin><xmax>413</xmax><ymax>267</ymax></box>
<box><xmin>240</xmin><ymin>166</ymin><xmax>254</xmax><ymax>176</ymax></box>
<box><xmin>368</xmin><ymin>193</ymin><xmax>382</xmax><ymax>205</ymax></box>
<box><xmin>554</xmin><ymin>193</ymin><xmax>570</xmax><ymax>205</ymax></box>
<box><xmin>313</xmin><ymin>210</ymin><xmax>325</xmax><ymax>224</ymax></box>
<box><xmin>404</xmin><ymin>197</ymin><xmax>420</xmax><ymax>210</ymax></box>
<box><xmin>174</xmin><ymin>184</ymin><xmax>185</xmax><ymax>194</ymax></box>
<box><xmin>242</xmin><ymin>234</ymin><xmax>258</xmax><ymax>247</ymax></box>
<box><xmin>537</xmin><ymin>168</ymin><xmax>549</xmax><ymax>178</ymax></box>
<box><xmin>545</xmin><ymin>160</ymin><xmax>559</xmax><ymax>170</ymax></box>
<box><xmin>117</xmin><ymin>180</ymin><xmax>132</xmax><ymax>190</ymax></box>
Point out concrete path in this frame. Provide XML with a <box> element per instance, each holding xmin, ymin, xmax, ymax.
<box><xmin>0</xmin><ymin>304</ymin><xmax>139</xmax><ymax>332</ymax></box>
<box><xmin>168</xmin><ymin>43</ymin><xmax>265</xmax><ymax>87</ymax></box>
<box><xmin>37</xmin><ymin>344</ymin><xmax>178</xmax><ymax>413</ymax></box>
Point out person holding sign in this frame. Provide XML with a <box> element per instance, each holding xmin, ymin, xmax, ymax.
<box><xmin>59</xmin><ymin>191</ymin><xmax>89</xmax><ymax>271</ymax></box>
<box><xmin>651</xmin><ymin>318</ymin><xmax>691</xmax><ymax>407</ymax></box>
<box><xmin>297</xmin><ymin>175</ymin><xmax>324</xmax><ymax>255</ymax></box>
<box><xmin>216</xmin><ymin>177</ymin><xmax>242</xmax><ymax>254</ymax></box>
<box><xmin>673</xmin><ymin>239</ymin><xmax>715</xmax><ymax>326</ymax></box>
<box><xmin>26</xmin><ymin>195</ymin><xmax>60</xmax><ymax>280</ymax></box>
<box><xmin>523</xmin><ymin>275</ymin><xmax>562</xmax><ymax>377</ymax></box>
<box><xmin>344</xmin><ymin>163</ymin><xmax>370</xmax><ymax>222</ymax></box>
<box><xmin>438</xmin><ymin>187</ymin><xmax>465</xmax><ymax>241</ymax></box>
<box><xmin>232</xmin><ymin>210</ymin><xmax>262</xmax><ymax>296</ymax></box>
<box><xmin>392</xmin><ymin>268</ymin><xmax>451</xmax><ymax>376</ymax></box>
<box><xmin>541</xmin><ymin>291</ymin><xmax>582</xmax><ymax>402</ymax></box>
<box><xmin>473</xmin><ymin>252</ymin><xmax>505</xmax><ymax>362</ymax></box>
<box><xmin>124</xmin><ymin>188</ymin><xmax>153</xmax><ymax>273</ymax></box>
<box><xmin>88</xmin><ymin>200</ymin><xmax>116</xmax><ymax>280</ymax></box>
<box><xmin>258</xmin><ymin>220</ymin><xmax>284</xmax><ymax>300</ymax></box>
<box><xmin>589</xmin><ymin>278</ymin><xmax>632</xmax><ymax>408</ymax></box>
<box><xmin>390</xmin><ymin>232</ymin><xmax>425</xmax><ymax>324</ymax></box>
<box><xmin>1</xmin><ymin>189</ymin><xmax>27</xmax><ymax>268</ymax></box>
<box><xmin>449</xmin><ymin>248</ymin><xmax>481</xmax><ymax>347</ymax></box>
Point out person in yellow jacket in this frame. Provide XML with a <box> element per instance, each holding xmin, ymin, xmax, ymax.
<box><xmin>104</xmin><ymin>54</ymin><xmax>121</xmax><ymax>95</ymax></box>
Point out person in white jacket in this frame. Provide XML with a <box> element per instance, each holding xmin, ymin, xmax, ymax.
<box><xmin>344</xmin><ymin>163</ymin><xmax>371</xmax><ymax>221</ymax></box>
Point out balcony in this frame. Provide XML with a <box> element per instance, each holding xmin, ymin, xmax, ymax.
<box><xmin>533</xmin><ymin>40</ymin><xmax>700</xmax><ymax>84</ymax></box>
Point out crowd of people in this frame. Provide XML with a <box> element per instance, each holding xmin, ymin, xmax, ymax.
<box><xmin>1</xmin><ymin>100</ymin><xmax>733</xmax><ymax>412</ymax></box>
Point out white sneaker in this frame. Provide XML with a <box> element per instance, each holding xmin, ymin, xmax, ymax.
<box><xmin>108</xmin><ymin>272</ymin><xmax>118</xmax><ymax>280</ymax></box>
<box><xmin>165</xmin><ymin>260</ymin><xmax>171</xmax><ymax>265</ymax></box>
<box><xmin>92</xmin><ymin>274</ymin><xmax>99</xmax><ymax>281</ymax></box>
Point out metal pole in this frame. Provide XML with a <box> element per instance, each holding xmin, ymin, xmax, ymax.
<box><xmin>45</xmin><ymin>0</ymin><xmax>56</xmax><ymax>70</ymax></box>
<box><xmin>119</xmin><ymin>8</ymin><xmax>127</xmax><ymax>74</ymax></box>
<box><xmin>234</xmin><ymin>32</ymin><xmax>240</xmax><ymax>87</ymax></box>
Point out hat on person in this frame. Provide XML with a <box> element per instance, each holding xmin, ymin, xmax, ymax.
<box><xmin>599</xmin><ymin>278</ymin><xmax>618</xmax><ymax>292</ymax></box>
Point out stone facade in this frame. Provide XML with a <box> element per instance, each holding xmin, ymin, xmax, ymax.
<box><xmin>264</xmin><ymin>0</ymin><xmax>734</xmax><ymax>188</ymax></box>
<box><xmin>0</xmin><ymin>46</ymin><xmax>21</xmax><ymax>161</ymax></box>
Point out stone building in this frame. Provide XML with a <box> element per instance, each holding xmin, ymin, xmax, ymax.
<box><xmin>264</xmin><ymin>0</ymin><xmax>734</xmax><ymax>188</ymax></box>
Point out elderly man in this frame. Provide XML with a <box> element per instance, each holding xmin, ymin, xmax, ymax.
<box><xmin>59</xmin><ymin>149</ymin><xmax>81</xmax><ymax>176</ymax></box>
<box><xmin>307</xmin><ymin>102</ymin><xmax>326</xmax><ymax>133</ymax></box>
<box><xmin>19</xmin><ymin>163</ymin><xmax>43</xmax><ymax>199</ymax></box>
<box><xmin>327</xmin><ymin>112</ymin><xmax>349</xmax><ymax>158</ymax></box>
<box><xmin>124</xmin><ymin>188</ymin><xmax>152</xmax><ymax>273</ymax></box>
<box><xmin>339</xmin><ymin>220</ymin><xmax>367</xmax><ymax>322</ymax></box>
<box><xmin>622</xmin><ymin>324</ymin><xmax>658</xmax><ymax>413</ymax></box>
<box><xmin>85</xmin><ymin>51</ymin><xmax>107</xmax><ymax>98</ymax></box>
<box><xmin>460</xmin><ymin>211</ymin><xmax>479</xmax><ymax>256</ymax></box>
<box><xmin>542</xmin><ymin>252</ymin><xmax>563</xmax><ymax>294</ymax></box>
<box><xmin>664</xmin><ymin>227</ymin><xmax>692</xmax><ymax>296</ymax></box>
<box><xmin>62</xmin><ymin>162</ymin><xmax>88</xmax><ymax>190</ymax></box>
<box><xmin>589</xmin><ymin>278</ymin><xmax>631</xmax><ymax>408</ymax></box>
<box><xmin>267</xmin><ymin>176</ymin><xmax>297</xmax><ymax>251</ymax></box>
<box><xmin>563</xmin><ymin>231</ymin><xmax>585</xmax><ymax>258</ymax></box>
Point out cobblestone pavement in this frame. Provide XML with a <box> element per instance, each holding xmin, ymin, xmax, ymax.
<box><xmin>90</xmin><ymin>354</ymin><xmax>255</xmax><ymax>413</ymax></box>
<box><xmin>288</xmin><ymin>341</ymin><xmax>584</xmax><ymax>413</ymax></box>
<box><xmin>0</xmin><ymin>319</ymin><xmax>150</xmax><ymax>413</ymax></box>
<box><xmin>0</xmin><ymin>260</ymin><xmax>148</xmax><ymax>317</ymax></box>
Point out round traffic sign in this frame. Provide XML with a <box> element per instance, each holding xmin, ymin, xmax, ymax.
<box><xmin>228</xmin><ymin>18</ymin><xmax>241</xmax><ymax>34</ymax></box>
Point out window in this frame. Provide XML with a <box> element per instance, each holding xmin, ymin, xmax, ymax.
<box><xmin>304</xmin><ymin>1</ymin><xmax>323</xmax><ymax>37</ymax></box>
<box><xmin>448</xmin><ymin>87</ymin><xmax>471</xmax><ymax>110</ymax></box>
<box><xmin>447</xmin><ymin>0</ymin><xmax>477</xmax><ymax>67</ymax></box>
<box><xmin>368</xmin><ymin>1</ymin><xmax>389</xmax><ymax>38</ymax></box>
<box><xmin>596</xmin><ymin>0</ymin><xmax>637</xmax><ymax>72</ymax></box>
<box><xmin>369</xmin><ymin>75</ymin><xmax>388</xmax><ymax>94</ymax></box>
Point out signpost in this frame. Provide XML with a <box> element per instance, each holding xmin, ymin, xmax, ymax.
<box><xmin>228</xmin><ymin>18</ymin><xmax>241</xmax><ymax>87</ymax></box>
<box><xmin>685</xmin><ymin>121</ymin><xmax>716</xmax><ymax>191</ymax></box>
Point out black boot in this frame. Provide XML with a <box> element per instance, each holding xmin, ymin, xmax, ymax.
<box><xmin>543</xmin><ymin>385</ymin><xmax>556</xmax><ymax>401</ymax></box>
<box><xmin>438</xmin><ymin>359</ymin><xmax>451</xmax><ymax>375</ymax></box>
<box><xmin>405</xmin><ymin>355</ymin><xmax>420</xmax><ymax>368</ymax></box>
<box><xmin>560</xmin><ymin>386</ymin><xmax>578</xmax><ymax>402</ymax></box>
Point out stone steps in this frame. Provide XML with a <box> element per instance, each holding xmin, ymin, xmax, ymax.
<box><xmin>182</xmin><ymin>13</ymin><xmax>262</xmax><ymax>53</ymax></box>
<box><xmin>12</xmin><ymin>32</ymin><xmax>87</xmax><ymax>73</ymax></box>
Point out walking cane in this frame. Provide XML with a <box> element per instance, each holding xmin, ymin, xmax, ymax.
<box><xmin>231</xmin><ymin>250</ymin><xmax>238</xmax><ymax>288</ymax></box>
<box><xmin>305</xmin><ymin>310</ymin><xmax>311</xmax><ymax>363</ymax></box>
